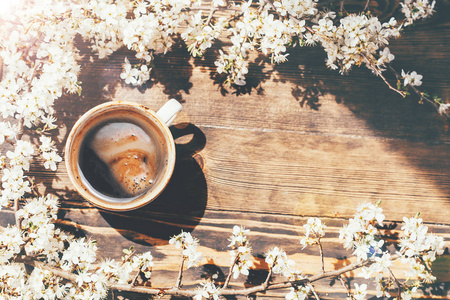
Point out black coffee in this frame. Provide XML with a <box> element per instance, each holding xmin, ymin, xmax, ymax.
<box><xmin>79</xmin><ymin>121</ymin><xmax>161</xmax><ymax>200</ymax></box>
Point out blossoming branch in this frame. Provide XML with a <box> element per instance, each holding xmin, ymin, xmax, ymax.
<box><xmin>0</xmin><ymin>198</ymin><xmax>445</xmax><ymax>299</ymax></box>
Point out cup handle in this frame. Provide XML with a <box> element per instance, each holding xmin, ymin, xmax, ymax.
<box><xmin>156</xmin><ymin>99</ymin><xmax>183</xmax><ymax>126</ymax></box>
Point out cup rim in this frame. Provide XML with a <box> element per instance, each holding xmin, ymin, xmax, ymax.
<box><xmin>64</xmin><ymin>101</ymin><xmax>176</xmax><ymax>211</ymax></box>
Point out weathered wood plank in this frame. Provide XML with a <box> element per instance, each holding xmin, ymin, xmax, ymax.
<box><xmin>34</xmin><ymin>118</ymin><xmax>450</xmax><ymax>224</ymax></box>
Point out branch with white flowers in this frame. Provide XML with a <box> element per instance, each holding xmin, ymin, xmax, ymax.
<box><xmin>0</xmin><ymin>198</ymin><xmax>445</xmax><ymax>299</ymax></box>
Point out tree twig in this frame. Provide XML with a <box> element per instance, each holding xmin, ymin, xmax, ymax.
<box><xmin>131</xmin><ymin>271</ymin><xmax>142</xmax><ymax>286</ymax></box>
<box><xmin>318</xmin><ymin>238</ymin><xmax>325</xmax><ymax>274</ymax></box>
<box><xmin>14</xmin><ymin>198</ymin><xmax>20</xmax><ymax>228</ymax></box>
<box><xmin>363</xmin><ymin>55</ymin><xmax>406</xmax><ymax>98</ymax></box>
<box><xmin>338</xmin><ymin>275</ymin><xmax>353</xmax><ymax>299</ymax></box>
<box><xmin>258</xmin><ymin>1</ymin><xmax>267</xmax><ymax>13</ymax></box>
<box><xmin>263</xmin><ymin>267</ymin><xmax>273</xmax><ymax>290</ymax></box>
<box><xmin>17</xmin><ymin>254</ymin><xmax>399</xmax><ymax>297</ymax></box>
<box><xmin>363</xmin><ymin>0</ymin><xmax>371</xmax><ymax>11</ymax></box>
<box><xmin>121</xmin><ymin>249</ymin><xmax>136</xmax><ymax>266</ymax></box>
<box><xmin>175</xmin><ymin>253</ymin><xmax>185</xmax><ymax>289</ymax></box>
<box><xmin>388</xmin><ymin>267</ymin><xmax>403</xmax><ymax>299</ymax></box>
<box><xmin>308</xmin><ymin>282</ymin><xmax>321</xmax><ymax>300</ymax></box>
<box><xmin>223</xmin><ymin>252</ymin><xmax>240</xmax><ymax>288</ymax></box>
<box><xmin>386</xmin><ymin>65</ymin><xmax>450</xmax><ymax>119</ymax></box>
<box><xmin>205</xmin><ymin>8</ymin><xmax>216</xmax><ymax>25</ymax></box>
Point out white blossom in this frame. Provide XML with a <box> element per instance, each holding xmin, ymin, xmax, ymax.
<box><xmin>2</xmin><ymin>166</ymin><xmax>31</xmax><ymax>202</ymax></box>
<box><xmin>0</xmin><ymin>122</ymin><xmax>18</xmax><ymax>144</ymax></box>
<box><xmin>401</xmin><ymin>70</ymin><xmax>423</xmax><ymax>86</ymax></box>
<box><xmin>285</xmin><ymin>286</ymin><xmax>310</xmax><ymax>300</ymax></box>
<box><xmin>228</xmin><ymin>225</ymin><xmax>250</xmax><ymax>247</ymax></box>
<box><xmin>0</xmin><ymin>263</ymin><xmax>27</xmax><ymax>296</ymax></box>
<box><xmin>438</xmin><ymin>103</ymin><xmax>450</xmax><ymax>115</ymax></box>
<box><xmin>398</xmin><ymin>215</ymin><xmax>444</xmax><ymax>285</ymax></box>
<box><xmin>300</xmin><ymin>217</ymin><xmax>326</xmax><ymax>248</ymax></box>
<box><xmin>194</xmin><ymin>280</ymin><xmax>221</xmax><ymax>300</ymax></box>
<box><xmin>353</xmin><ymin>283</ymin><xmax>368</xmax><ymax>300</ymax></box>
<box><xmin>265</xmin><ymin>247</ymin><xmax>303</xmax><ymax>280</ymax></box>
<box><xmin>228</xmin><ymin>225</ymin><xmax>254</xmax><ymax>279</ymax></box>
<box><xmin>377</xmin><ymin>47</ymin><xmax>395</xmax><ymax>67</ymax></box>
<box><xmin>170</xmin><ymin>231</ymin><xmax>203</xmax><ymax>268</ymax></box>
<box><xmin>339</xmin><ymin>202</ymin><xmax>385</xmax><ymax>262</ymax></box>
<box><xmin>313</xmin><ymin>14</ymin><xmax>401</xmax><ymax>74</ymax></box>
<box><xmin>0</xmin><ymin>226</ymin><xmax>24</xmax><ymax>263</ymax></box>
<box><xmin>182</xmin><ymin>12</ymin><xmax>225</xmax><ymax>57</ymax></box>
<box><xmin>6</xmin><ymin>140</ymin><xmax>34</xmax><ymax>171</ymax></box>
<box><xmin>42</xmin><ymin>150</ymin><xmax>63</xmax><ymax>171</ymax></box>
<box><xmin>132</xmin><ymin>251</ymin><xmax>154</xmax><ymax>278</ymax></box>
<box><xmin>61</xmin><ymin>238</ymin><xmax>98</xmax><ymax>271</ymax></box>
<box><xmin>401</xmin><ymin>0</ymin><xmax>436</xmax><ymax>26</ymax></box>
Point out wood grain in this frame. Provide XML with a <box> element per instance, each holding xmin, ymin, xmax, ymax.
<box><xmin>1</xmin><ymin>0</ymin><xmax>450</xmax><ymax>298</ymax></box>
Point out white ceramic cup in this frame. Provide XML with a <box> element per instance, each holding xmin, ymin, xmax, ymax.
<box><xmin>65</xmin><ymin>99</ymin><xmax>182</xmax><ymax>211</ymax></box>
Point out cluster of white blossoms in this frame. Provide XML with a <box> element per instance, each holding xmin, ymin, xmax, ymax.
<box><xmin>336</xmin><ymin>203</ymin><xmax>445</xmax><ymax>299</ymax></box>
<box><xmin>71</xmin><ymin>0</ymin><xmax>200</xmax><ymax>86</ymax></box>
<box><xmin>214</xmin><ymin>0</ymin><xmax>316</xmax><ymax>85</ymax></box>
<box><xmin>339</xmin><ymin>202</ymin><xmax>385</xmax><ymax>262</ymax></box>
<box><xmin>1</xmin><ymin>140</ymin><xmax>34</xmax><ymax>206</ymax></box>
<box><xmin>1</xmin><ymin>195</ymin><xmax>188</xmax><ymax>299</ymax></box>
<box><xmin>401</xmin><ymin>0</ymin><xmax>436</xmax><ymax>26</ymax></box>
<box><xmin>312</xmin><ymin>14</ymin><xmax>401</xmax><ymax>74</ymax></box>
<box><xmin>119</xmin><ymin>57</ymin><xmax>151</xmax><ymax>86</ymax></box>
<box><xmin>131</xmin><ymin>251</ymin><xmax>154</xmax><ymax>279</ymax></box>
<box><xmin>265</xmin><ymin>246</ymin><xmax>303</xmax><ymax>280</ymax></box>
<box><xmin>182</xmin><ymin>11</ymin><xmax>226</xmax><ymax>58</ymax></box>
<box><xmin>359</xmin><ymin>251</ymin><xmax>394</xmax><ymax>298</ymax></box>
<box><xmin>285</xmin><ymin>285</ymin><xmax>311</xmax><ymax>300</ymax></box>
<box><xmin>194</xmin><ymin>280</ymin><xmax>221</xmax><ymax>300</ymax></box>
<box><xmin>400</xmin><ymin>215</ymin><xmax>445</xmax><ymax>281</ymax></box>
<box><xmin>265</xmin><ymin>247</ymin><xmax>307</xmax><ymax>300</ymax></box>
<box><xmin>39</xmin><ymin>136</ymin><xmax>62</xmax><ymax>171</ymax></box>
<box><xmin>0</xmin><ymin>0</ymin><xmax>76</xmax><ymax>209</ymax></box>
<box><xmin>208</xmin><ymin>0</ymin><xmax>435</xmax><ymax>89</ymax></box>
<box><xmin>227</xmin><ymin>225</ymin><xmax>254</xmax><ymax>279</ymax></box>
<box><xmin>300</xmin><ymin>217</ymin><xmax>326</xmax><ymax>248</ymax></box>
<box><xmin>169</xmin><ymin>230</ymin><xmax>203</xmax><ymax>268</ymax></box>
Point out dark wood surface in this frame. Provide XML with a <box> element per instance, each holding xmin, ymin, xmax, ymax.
<box><xmin>1</xmin><ymin>1</ymin><xmax>450</xmax><ymax>298</ymax></box>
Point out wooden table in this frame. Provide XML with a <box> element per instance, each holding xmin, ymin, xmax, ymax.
<box><xmin>1</xmin><ymin>1</ymin><xmax>449</xmax><ymax>299</ymax></box>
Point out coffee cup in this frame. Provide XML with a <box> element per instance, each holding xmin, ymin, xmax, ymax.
<box><xmin>65</xmin><ymin>99</ymin><xmax>182</xmax><ymax>211</ymax></box>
